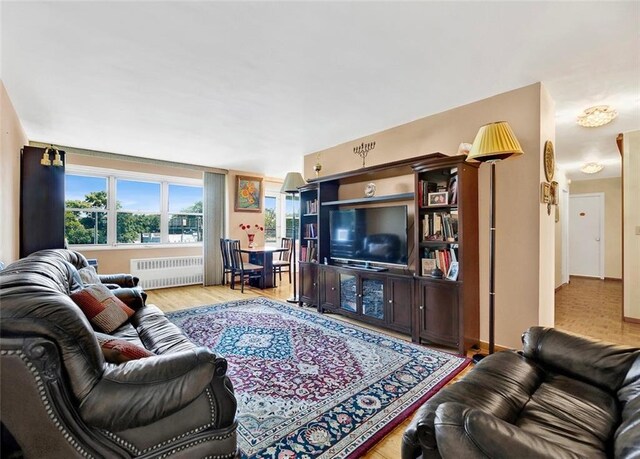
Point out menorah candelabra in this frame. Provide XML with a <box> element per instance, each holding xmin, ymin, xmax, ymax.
<box><xmin>353</xmin><ymin>141</ymin><xmax>376</xmax><ymax>167</ymax></box>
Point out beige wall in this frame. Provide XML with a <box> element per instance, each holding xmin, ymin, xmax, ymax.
<box><xmin>304</xmin><ymin>83</ymin><xmax>555</xmax><ymax>349</ymax></box>
<box><xmin>570</xmin><ymin>177</ymin><xmax>622</xmax><ymax>279</ymax></box>
<box><xmin>66</xmin><ymin>152</ymin><xmax>204</xmax><ymax>273</ymax></box>
<box><xmin>0</xmin><ymin>81</ymin><xmax>28</xmax><ymax>264</ymax></box>
<box><xmin>554</xmin><ymin>168</ymin><xmax>570</xmax><ymax>288</ymax></box>
<box><xmin>623</xmin><ymin>130</ymin><xmax>640</xmax><ymax>320</ymax></box>
<box><xmin>538</xmin><ymin>85</ymin><xmax>556</xmax><ymax>328</ymax></box>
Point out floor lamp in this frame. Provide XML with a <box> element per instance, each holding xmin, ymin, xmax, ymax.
<box><xmin>281</xmin><ymin>172</ymin><xmax>307</xmax><ymax>303</ymax></box>
<box><xmin>467</xmin><ymin>121</ymin><xmax>523</xmax><ymax>363</ymax></box>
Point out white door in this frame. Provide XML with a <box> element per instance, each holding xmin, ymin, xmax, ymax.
<box><xmin>569</xmin><ymin>194</ymin><xmax>604</xmax><ymax>278</ymax></box>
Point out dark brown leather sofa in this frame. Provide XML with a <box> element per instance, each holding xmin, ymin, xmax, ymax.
<box><xmin>402</xmin><ymin>327</ymin><xmax>640</xmax><ymax>459</ymax></box>
<box><xmin>0</xmin><ymin>249</ymin><xmax>238</xmax><ymax>458</ymax></box>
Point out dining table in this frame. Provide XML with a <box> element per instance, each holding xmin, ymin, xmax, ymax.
<box><xmin>239</xmin><ymin>246</ymin><xmax>288</xmax><ymax>289</ymax></box>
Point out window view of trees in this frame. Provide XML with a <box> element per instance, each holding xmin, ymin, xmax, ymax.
<box><xmin>64</xmin><ymin>174</ymin><xmax>203</xmax><ymax>245</ymax></box>
<box><xmin>264</xmin><ymin>196</ymin><xmax>277</xmax><ymax>243</ymax></box>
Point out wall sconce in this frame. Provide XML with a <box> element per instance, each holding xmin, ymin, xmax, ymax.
<box><xmin>40</xmin><ymin>146</ymin><xmax>64</xmax><ymax>167</ymax></box>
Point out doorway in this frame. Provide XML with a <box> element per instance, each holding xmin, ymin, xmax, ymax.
<box><xmin>569</xmin><ymin>193</ymin><xmax>604</xmax><ymax>278</ymax></box>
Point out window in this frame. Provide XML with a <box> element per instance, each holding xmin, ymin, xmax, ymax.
<box><xmin>264</xmin><ymin>195</ymin><xmax>277</xmax><ymax>244</ymax></box>
<box><xmin>168</xmin><ymin>184</ymin><xmax>203</xmax><ymax>243</ymax></box>
<box><xmin>285</xmin><ymin>194</ymin><xmax>300</xmax><ymax>239</ymax></box>
<box><xmin>116</xmin><ymin>180</ymin><xmax>161</xmax><ymax>243</ymax></box>
<box><xmin>64</xmin><ymin>168</ymin><xmax>203</xmax><ymax>247</ymax></box>
<box><xmin>65</xmin><ymin>175</ymin><xmax>108</xmax><ymax>245</ymax></box>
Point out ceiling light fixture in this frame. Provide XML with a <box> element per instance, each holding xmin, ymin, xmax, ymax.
<box><xmin>577</xmin><ymin>105</ymin><xmax>618</xmax><ymax>127</ymax></box>
<box><xmin>580</xmin><ymin>162</ymin><xmax>604</xmax><ymax>174</ymax></box>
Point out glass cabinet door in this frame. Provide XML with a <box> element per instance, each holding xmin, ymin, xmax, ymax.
<box><xmin>340</xmin><ymin>273</ymin><xmax>357</xmax><ymax>312</ymax></box>
<box><xmin>362</xmin><ymin>278</ymin><xmax>385</xmax><ymax>320</ymax></box>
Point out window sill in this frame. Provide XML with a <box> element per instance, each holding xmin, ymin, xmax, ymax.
<box><xmin>69</xmin><ymin>243</ymin><xmax>203</xmax><ymax>251</ymax></box>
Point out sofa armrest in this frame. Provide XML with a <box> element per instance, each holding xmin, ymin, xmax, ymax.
<box><xmin>434</xmin><ymin>402</ymin><xmax>590</xmax><ymax>459</ymax></box>
<box><xmin>110</xmin><ymin>287</ymin><xmax>146</xmax><ymax>310</ymax></box>
<box><xmin>522</xmin><ymin>327</ymin><xmax>640</xmax><ymax>392</ymax></box>
<box><xmin>98</xmin><ymin>273</ymin><xmax>139</xmax><ymax>288</ymax></box>
<box><xmin>79</xmin><ymin>347</ymin><xmax>223</xmax><ymax>430</ymax></box>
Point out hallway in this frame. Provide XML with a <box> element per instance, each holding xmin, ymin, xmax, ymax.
<box><xmin>555</xmin><ymin>277</ymin><xmax>640</xmax><ymax>347</ymax></box>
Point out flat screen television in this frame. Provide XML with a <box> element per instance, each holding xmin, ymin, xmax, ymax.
<box><xmin>329</xmin><ymin>205</ymin><xmax>408</xmax><ymax>267</ymax></box>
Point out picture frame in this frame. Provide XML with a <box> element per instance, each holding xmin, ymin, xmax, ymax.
<box><xmin>446</xmin><ymin>261</ymin><xmax>459</xmax><ymax>281</ymax></box>
<box><xmin>427</xmin><ymin>191</ymin><xmax>448</xmax><ymax>206</ymax></box>
<box><xmin>422</xmin><ymin>258</ymin><xmax>436</xmax><ymax>276</ymax></box>
<box><xmin>235</xmin><ymin>175</ymin><xmax>263</xmax><ymax>212</ymax></box>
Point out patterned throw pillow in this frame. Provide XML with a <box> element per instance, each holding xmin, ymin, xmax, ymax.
<box><xmin>95</xmin><ymin>333</ymin><xmax>154</xmax><ymax>364</ymax></box>
<box><xmin>71</xmin><ymin>284</ymin><xmax>135</xmax><ymax>333</ymax></box>
<box><xmin>78</xmin><ymin>266</ymin><xmax>101</xmax><ymax>285</ymax></box>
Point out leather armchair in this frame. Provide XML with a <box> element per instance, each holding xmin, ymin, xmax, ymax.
<box><xmin>1</xmin><ymin>249</ymin><xmax>238</xmax><ymax>458</ymax></box>
<box><xmin>402</xmin><ymin>327</ymin><xmax>640</xmax><ymax>459</ymax></box>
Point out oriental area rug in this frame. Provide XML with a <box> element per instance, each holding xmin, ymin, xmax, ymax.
<box><xmin>167</xmin><ymin>298</ymin><xmax>469</xmax><ymax>458</ymax></box>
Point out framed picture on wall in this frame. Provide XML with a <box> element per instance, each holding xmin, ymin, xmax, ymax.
<box><xmin>235</xmin><ymin>175</ymin><xmax>263</xmax><ymax>212</ymax></box>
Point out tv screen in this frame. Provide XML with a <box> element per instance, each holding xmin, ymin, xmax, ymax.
<box><xmin>329</xmin><ymin>206</ymin><xmax>408</xmax><ymax>266</ymax></box>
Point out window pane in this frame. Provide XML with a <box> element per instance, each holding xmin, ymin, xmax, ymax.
<box><xmin>65</xmin><ymin>210</ymin><xmax>107</xmax><ymax>245</ymax></box>
<box><xmin>169</xmin><ymin>184</ymin><xmax>202</xmax><ymax>213</ymax></box>
<box><xmin>285</xmin><ymin>195</ymin><xmax>300</xmax><ymax>238</ymax></box>
<box><xmin>117</xmin><ymin>213</ymin><xmax>160</xmax><ymax>243</ymax></box>
<box><xmin>65</xmin><ymin>175</ymin><xmax>107</xmax><ymax>209</ymax></box>
<box><xmin>168</xmin><ymin>214</ymin><xmax>203</xmax><ymax>243</ymax></box>
<box><xmin>117</xmin><ymin>180</ymin><xmax>160</xmax><ymax>212</ymax></box>
<box><xmin>264</xmin><ymin>196</ymin><xmax>277</xmax><ymax>243</ymax></box>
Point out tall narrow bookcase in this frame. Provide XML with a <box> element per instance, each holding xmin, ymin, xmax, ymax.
<box><xmin>412</xmin><ymin>155</ymin><xmax>479</xmax><ymax>353</ymax></box>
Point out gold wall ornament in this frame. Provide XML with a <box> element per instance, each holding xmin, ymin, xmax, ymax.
<box><xmin>544</xmin><ymin>141</ymin><xmax>555</xmax><ymax>182</ymax></box>
<box><xmin>353</xmin><ymin>141</ymin><xmax>376</xmax><ymax>168</ymax></box>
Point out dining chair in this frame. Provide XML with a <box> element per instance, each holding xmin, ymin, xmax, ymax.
<box><xmin>228</xmin><ymin>239</ymin><xmax>263</xmax><ymax>293</ymax></box>
<box><xmin>220</xmin><ymin>238</ymin><xmax>233</xmax><ymax>285</ymax></box>
<box><xmin>272</xmin><ymin>237</ymin><xmax>292</xmax><ymax>285</ymax></box>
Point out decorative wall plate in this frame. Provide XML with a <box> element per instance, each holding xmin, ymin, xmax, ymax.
<box><xmin>544</xmin><ymin>140</ymin><xmax>555</xmax><ymax>182</ymax></box>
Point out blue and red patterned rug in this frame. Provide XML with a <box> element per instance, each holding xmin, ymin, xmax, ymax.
<box><xmin>167</xmin><ymin>298</ymin><xmax>469</xmax><ymax>458</ymax></box>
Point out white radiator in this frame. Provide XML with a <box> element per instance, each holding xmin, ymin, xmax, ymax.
<box><xmin>130</xmin><ymin>256</ymin><xmax>203</xmax><ymax>290</ymax></box>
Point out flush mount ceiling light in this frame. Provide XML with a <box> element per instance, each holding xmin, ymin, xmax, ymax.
<box><xmin>581</xmin><ymin>162</ymin><xmax>604</xmax><ymax>174</ymax></box>
<box><xmin>577</xmin><ymin>105</ymin><xmax>618</xmax><ymax>127</ymax></box>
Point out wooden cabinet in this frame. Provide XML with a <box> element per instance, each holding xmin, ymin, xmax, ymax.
<box><xmin>319</xmin><ymin>265</ymin><xmax>339</xmax><ymax>312</ymax></box>
<box><xmin>415</xmin><ymin>279</ymin><xmax>460</xmax><ymax>350</ymax></box>
<box><xmin>20</xmin><ymin>146</ymin><xmax>66</xmax><ymax>258</ymax></box>
<box><xmin>387</xmin><ymin>276</ymin><xmax>412</xmax><ymax>334</ymax></box>
<box><xmin>299</xmin><ymin>262</ymin><xmax>318</xmax><ymax>306</ymax></box>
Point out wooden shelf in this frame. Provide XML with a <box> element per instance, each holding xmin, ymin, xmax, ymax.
<box><xmin>420</xmin><ymin>240</ymin><xmax>459</xmax><ymax>246</ymax></box>
<box><xmin>302</xmin><ymin>213</ymin><xmax>318</xmax><ymax>217</ymax></box>
<box><xmin>322</xmin><ymin>192</ymin><xmax>414</xmax><ymax>207</ymax></box>
<box><xmin>419</xmin><ymin>205</ymin><xmax>458</xmax><ymax>211</ymax></box>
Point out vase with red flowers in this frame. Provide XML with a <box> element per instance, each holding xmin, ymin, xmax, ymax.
<box><xmin>239</xmin><ymin>223</ymin><xmax>264</xmax><ymax>248</ymax></box>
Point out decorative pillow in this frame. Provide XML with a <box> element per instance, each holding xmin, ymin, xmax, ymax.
<box><xmin>71</xmin><ymin>284</ymin><xmax>135</xmax><ymax>333</ymax></box>
<box><xmin>95</xmin><ymin>332</ymin><xmax>154</xmax><ymax>364</ymax></box>
<box><xmin>78</xmin><ymin>266</ymin><xmax>101</xmax><ymax>285</ymax></box>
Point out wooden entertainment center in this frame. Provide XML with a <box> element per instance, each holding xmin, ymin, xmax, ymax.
<box><xmin>298</xmin><ymin>153</ymin><xmax>479</xmax><ymax>354</ymax></box>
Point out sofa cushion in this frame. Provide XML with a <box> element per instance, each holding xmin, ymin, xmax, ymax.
<box><xmin>78</xmin><ymin>266</ymin><xmax>101</xmax><ymax>285</ymax></box>
<box><xmin>71</xmin><ymin>284</ymin><xmax>135</xmax><ymax>333</ymax></box>
<box><xmin>614</xmin><ymin>357</ymin><xmax>640</xmax><ymax>459</ymax></box>
<box><xmin>131</xmin><ymin>305</ymin><xmax>197</xmax><ymax>355</ymax></box>
<box><xmin>95</xmin><ymin>332</ymin><xmax>155</xmax><ymax>363</ymax></box>
<box><xmin>517</xmin><ymin>373</ymin><xmax>618</xmax><ymax>457</ymax></box>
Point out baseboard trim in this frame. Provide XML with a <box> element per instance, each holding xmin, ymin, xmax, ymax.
<box><xmin>623</xmin><ymin>316</ymin><xmax>640</xmax><ymax>324</ymax></box>
<box><xmin>555</xmin><ymin>283</ymin><xmax>568</xmax><ymax>292</ymax></box>
<box><xmin>604</xmin><ymin>277</ymin><xmax>623</xmax><ymax>282</ymax></box>
<box><xmin>476</xmin><ymin>341</ymin><xmax>512</xmax><ymax>353</ymax></box>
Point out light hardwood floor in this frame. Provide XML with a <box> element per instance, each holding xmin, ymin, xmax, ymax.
<box><xmin>146</xmin><ymin>275</ymin><xmax>638</xmax><ymax>459</ymax></box>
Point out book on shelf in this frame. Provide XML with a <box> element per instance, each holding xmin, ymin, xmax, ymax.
<box><xmin>300</xmin><ymin>240</ymin><xmax>317</xmax><ymax>262</ymax></box>
<box><xmin>305</xmin><ymin>199</ymin><xmax>318</xmax><ymax>215</ymax></box>
<box><xmin>303</xmin><ymin>223</ymin><xmax>317</xmax><ymax>238</ymax></box>
<box><xmin>422</xmin><ymin>212</ymin><xmax>458</xmax><ymax>241</ymax></box>
<box><xmin>418</xmin><ymin>181</ymin><xmax>438</xmax><ymax>207</ymax></box>
<box><xmin>423</xmin><ymin>245</ymin><xmax>459</xmax><ymax>278</ymax></box>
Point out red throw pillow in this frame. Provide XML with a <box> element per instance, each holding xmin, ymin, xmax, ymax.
<box><xmin>71</xmin><ymin>284</ymin><xmax>135</xmax><ymax>333</ymax></box>
<box><xmin>95</xmin><ymin>333</ymin><xmax>154</xmax><ymax>363</ymax></box>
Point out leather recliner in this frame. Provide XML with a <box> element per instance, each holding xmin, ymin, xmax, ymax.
<box><xmin>402</xmin><ymin>327</ymin><xmax>640</xmax><ymax>459</ymax></box>
<box><xmin>0</xmin><ymin>249</ymin><xmax>238</xmax><ymax>458</ymax></box>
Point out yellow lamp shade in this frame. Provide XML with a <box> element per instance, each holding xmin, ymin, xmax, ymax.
<box><xmin>467</xmin><ymin>121</ymin><xmax>524</xmax><ymax>163</ymax></box>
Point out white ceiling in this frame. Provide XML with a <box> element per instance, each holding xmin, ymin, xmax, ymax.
<box><xmin>2</xmin><ymin>2</ymin><xmax>638</xmax><ymax>180</ymax></box>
